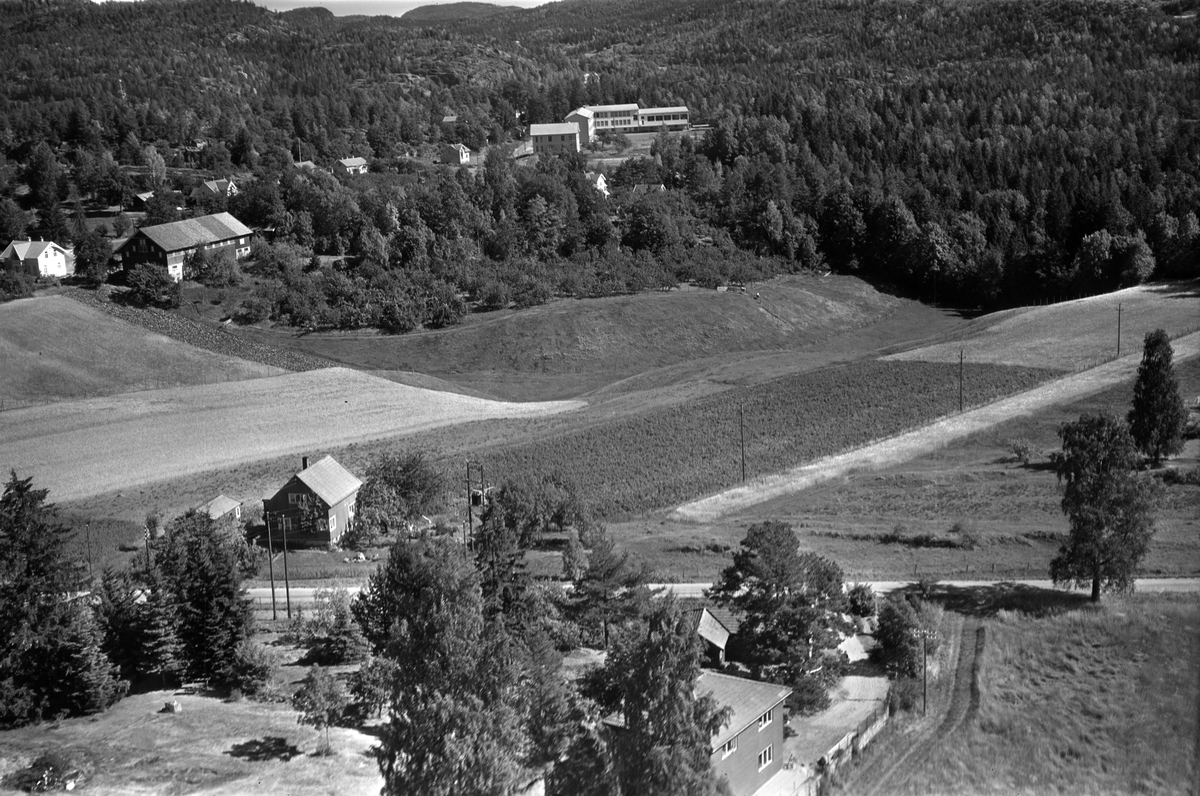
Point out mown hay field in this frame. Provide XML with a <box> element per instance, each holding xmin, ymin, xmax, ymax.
<box><xmin>885</xmin><ymin>280</ymin><xmax>1200</xmax><ymax>372</ymax></box>
<box><xmin>474</xmin><ymin>360</ymin><xmax>1057</xmax><ymax>519</ymax></box>
<box><xmin>896</xmin><ymin>594</ymin><xmax>1199</xmax><ymax>795</ymax></box>
<box><xmin>0</xmin><ymin>295</ymin><xmax>288</xmax><ymax>407</ymax></box>
<box><xmin>0</xmin><ymin>368</ymin><xmax>582</xmax><ymax>504</ymax></box>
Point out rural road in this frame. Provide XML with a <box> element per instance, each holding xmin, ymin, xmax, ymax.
<box><xmin>670</xmin><ymin>329</ymin><xmax>1200</xmax><ymax>521</ymax></box>
<box><xmin>247</xmin><ymin>577</ymin><xmax>1200</xmax><ymax>606</ymax></box>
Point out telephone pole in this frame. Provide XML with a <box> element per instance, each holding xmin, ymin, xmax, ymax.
<box><xmin>1116</xmin><ymin>303</ymin><xmax>1122</xmax><ymax>358</ymax></box>
<box><xmin>281</xmin><ymin>513</ymin><xmax>292</xmax><ymax>619</ymax></box>
<box><xmin>266</xmin><ymin>512</ymin><xmax>277</xmax><ymax>621</ymax></box>
<box><xmin>958</xmin><ymin>348</ymin><xmax>964</xmax><ymax>413</ymax></box>
<box><xmin>85</xmin><ymin>522</ymin><xmax>93</xmax><ymax>582</ymax></box>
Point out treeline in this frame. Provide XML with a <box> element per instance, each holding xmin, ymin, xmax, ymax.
<box><xmin>0</xmin><ymin>0</ymin><xmax>1197</xmax><ymax>315</ymax></box>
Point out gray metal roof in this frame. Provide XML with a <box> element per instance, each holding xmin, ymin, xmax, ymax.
<box><xmin>296</xmin><ymin>455</ymin><xmax>362</xmax><ymax>506</ymax></box>
<box><xmin>136</xmin><ymin>213</ymin><xmax>252</xmax><ymax>253</ymax></box>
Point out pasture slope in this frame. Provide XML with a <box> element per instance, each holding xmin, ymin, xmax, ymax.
<box><xmin>673</xmin><ymin>282</ymin><xmax>1200</xmax><ymax>521</ymax></box>
<box><xmin>0</xmin><ymin>368</ymin><xmax>582</xmax><ymax>504</ymax></box>
<box><xmin>0</xmin><ymin>295</ymin><xmax>287</xmax><ymax>407</ymax></box>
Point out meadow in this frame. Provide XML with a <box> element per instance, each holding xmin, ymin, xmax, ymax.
<box><xmin>0</xmin><ymin>295</ymin><xmax>285</xmax><ymax>408</ymax></box>
<box><xmin>893</xmin><ymin>593</ymin><xmax>1199</xmax><ymax>795</ymax></box>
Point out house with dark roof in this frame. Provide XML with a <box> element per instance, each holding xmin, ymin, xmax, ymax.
<box><xmin>1</xmin><ymin>239</ymin><xmax>73</xmax><ymax>278</ymax></box>
<box><xmin>114</xmin><ymin>212</ymin><xmax>253</xmax><ymax>281</ymax></box>
<box><xmin>189</xmin><ymin>178</ymin><xmax>238</xmax><ymax>203</ymax></box>
<box><xmin>197</xmin><ymin>494</ymin><xmax>243</xmax><ymax>523</ymax></box>
<box><xmin>440</xmin><ymin>142</ymin><xmax>471</xmax><ymax>165</ymax></box>
<box><xmin>603</xmin><ymin>670</ymin><xmax>792</xmax><ymax>796</ymax></box>
<box><xmin>262</xmin><ymin>455</ymin><xmax>362</xmax><ymax>548</ymax></box>
<box><xmin>337</xmin><ymin>157</ymin><xmax>368</xmax><ymax>175</ymax></box>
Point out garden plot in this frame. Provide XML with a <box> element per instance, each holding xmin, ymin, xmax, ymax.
<box><xmin>0</xmin><ymin>367</ymin><xmax>582</xmax><ymax>503</ymax></box>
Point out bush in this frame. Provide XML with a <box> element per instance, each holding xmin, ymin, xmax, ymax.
<box><xmin>225</xmin><ymin>641</ymin><xmax>278</xmax><ymax>698</ymax></box>
<box><xmin>847</xmin><ymin>583</ymin><xmax>876</xmax><ymax>617</ymax></box>
<box><xmin>1007</xmin><ymin>439</ymin><xmax>1034</xmax><ymax>465</ymax></box>
<box><xmin>0</xmin><ymin>270</ymin><xmax>35</xmax><ymax>302</ymax></box>
<box><xmin>887</xmin><ymin>677</ymin><xmax>921</xmax><ymax>714</ymax></box>
<box><xmin>294</xmin><ymin>587</ymin><xmax>370</xmax><ymax>665</ymax></box>
<box><xmin>3</xmin><ymin>749</ymin><xmax>82</xmax><ymax>792</ymax></box>
<box><xmin>126</xmin><ymin>263</ymin><xmax>180</xmax><ymax>307</ymax></box>
<box><xmin>874</xmin><ymin>596</ymin><xmax>921</xmax><ymax>677</ymax></box>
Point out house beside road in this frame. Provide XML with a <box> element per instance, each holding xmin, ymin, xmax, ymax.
<box><xmin>262</xmin><ymin>455</ymin><xmax>362</xmax><ymax>548</ymax></box>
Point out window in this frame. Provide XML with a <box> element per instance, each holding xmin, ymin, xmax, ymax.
<box><xmin>347</xmin><ymin>501</ymin><xmax>355</xmax><ymax>517</ymax></box>
<box><xmin>281</xmin><ymin>516</ymin><xmax>293</xmax><ymax>532</ymax></box>
<box><xmin>720</xmin><ymin>737</ymin><xmax>737</xmax><ymax>758</ymax></box>
<box><xmin>758</xmin><ymin>744</ymin><xmax>773</xmax><ymax>770</ymax></box>
<box><xmin>287</xmin><ymin>493</ymin><xmax>302</xmax><ymax>505</ymax></box>
<box><xmin>758</xmin><ymin>709</ymin><xmax>773</xmax><ymax>730</ymax></box>
<box><xmin>330</xmin><ymin>514</ymin><xmax>337</xmax><ymax>532</ymax></box>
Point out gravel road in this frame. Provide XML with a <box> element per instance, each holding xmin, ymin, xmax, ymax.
<box><xmin>671</xmin><ymin>330</ymin><xmax>1200</xmax><ymax>522</ymax></box>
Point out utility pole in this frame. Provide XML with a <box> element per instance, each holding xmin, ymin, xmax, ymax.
<box><xmin>466</xmin><ymin>461</ymin><xmax>485</xmax><ymax>549</ymax></box>
<box><xmin>85</xmin><ymin>522</ymin><xmax>93</xmax><ymax>583</ymax></box>
<box><xmin>281</xmin><ymin>513</ymin><xmax>292</xmax><ymax>619</ymax></box>
<box><xmin>923</xmin><ymin>631</ymin><xmax>929</xmax><ymax>716</ymax></box>
<box><xmin>144</xmin><ymin>524</ymin><xmax>152</xmax><ymax>571</ymax></box>
<box><xmin>1116</xmin><ymin>303</ymin><xmax>1122</xmax><ymax>358</ymax></box>
<box><xmin>266</xmin><ymin>512</ymin><xmax>277</xmax><ymax>621</ymax></box>
<box><xmin>739</xmin><ymin>403</ymin><xmax>746</xmax><ymax>482</ymax></box>
<box><xmin>958</xmin><ymin>348</ymin><xmax>964</xmax><ymax>413</ymax></box>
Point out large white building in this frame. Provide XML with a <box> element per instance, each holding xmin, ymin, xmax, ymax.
<box><xmin>530</xmin><ymin>122</ymin><xmax>580</xmax><ymax>155</ymax></box>
<box><xmin>1</xmin><ymin>239</ymin><xmax>73</xmax><ymax>278</ymax></box>
<box><xmin>566</xmin><ymin>103</ymin><xmax>691</xmax><ymax>145</ymax></box>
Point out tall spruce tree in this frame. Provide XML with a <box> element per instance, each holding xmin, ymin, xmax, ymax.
<box><xmin>1128</xmin><ymin>329</ymin><xmax>1188</xmax><ymax>466</ymax></box>
<box><xmin>140</xmin><ymin>575</ymin><xmax>184</xmax><ymax>688</ymax></box>
<box><xmin>0</xmin><ymin>472</ymin><xmax>125</xmax><ymax>727</ymax></box>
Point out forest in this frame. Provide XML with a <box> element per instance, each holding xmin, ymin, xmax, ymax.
<box><xmin>0</xmin><ymin>0</ymin><xmax>1197</xmax><ymax>326</ymax></box>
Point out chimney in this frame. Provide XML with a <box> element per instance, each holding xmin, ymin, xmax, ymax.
<box><xmin>302</xmin><ymin>456</ymin><xmax>309</xmax><ymax>470</ymax></box>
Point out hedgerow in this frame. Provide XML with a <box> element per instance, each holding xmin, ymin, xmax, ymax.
<box><xmin>476</xmin><ymin>361</ymin><xmax>1057</xmax><ymax>518</ymax></box>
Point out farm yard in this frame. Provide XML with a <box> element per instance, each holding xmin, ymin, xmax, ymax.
<box><xmin>0</xmin><ymin>367</ymin><xmax>582</xmax><ymax>504</ymax></box>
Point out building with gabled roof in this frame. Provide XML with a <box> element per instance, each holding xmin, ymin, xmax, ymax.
<box><xmin>190</xmin><ymin>178</ymin><xmax>238</xmax><ymax>203</ymax></box>
<box><xmin>603</xmin><ymin>670</ymin><xmax>792</xmax><ymax>796</ymax></box>
<box><xmin>114</xmin><ymin>212</ymin><xmax>253</xmax><ymax>282</ymax></box>
<box><xmin>338</xmin><ymin>157</ymin><xmax>368</xmax><ymax>175</ymax></box>
<box><xmin>262</xmin><ymin>455</ymin><xmax>362</xmax><ymax>548</ymax></box>
<box><xmin>440</xmin><ymin>142</ymin><xmax>471</xmax><ymax>165</ymax></box>
<box><xmin>566</xmin><ymin>107</ymin><xmax>595</xmax><ymax>146</ymax></box>
<box><xmin>531</xmin><ymin>122</ymin><xmax>580</xmax><ymax>156</ymax></box>
<box><xmin>1</xmin><ymin>239</ymin><xmax>73</xmax><ymax>278</ymax></box>
<box><xmin>197</xmin><ymin>494</ymin><xmax>243</xmax><ymax>523</ymax></box>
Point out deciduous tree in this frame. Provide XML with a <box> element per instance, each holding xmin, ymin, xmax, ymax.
<box><xmin>294</xmin><ymin>665</ymin><xmax>350</xmax><ymax>753</ymax></box>
<box><xmin>1128</xmin><ymin>330</ymin><xmax>1187</xmax><ymax>466</ymax></box>
<box><xmin>1050</xmin><ymin>413</ymin><xmax>1157</xmax><ymax>601</ymax></box>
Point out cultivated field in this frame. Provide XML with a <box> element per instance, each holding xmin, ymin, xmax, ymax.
<box><xmin>0</xmin><ymin>368</ymin><xmax>582</xmax><ymax>504</ymax></box>
<box><xmin>0</xmin><ymin>295</ymin><xmax>286</xmax><ymax>408</ymax></box>
<box><xmin>885</xmin><ymin>280</ymin><xmax>1200</xmax><ymax>371</ymax></box>
<box><xmin>893</xmin><ymin>593</ymin><xmax>1199</xmax><ymax>795</ymax></box>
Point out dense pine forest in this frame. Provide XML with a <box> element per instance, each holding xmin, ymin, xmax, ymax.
<box><xmin>0</xmin><ymin>0</ymin><xmax>1197</xmax><ymax>325</ymax></box>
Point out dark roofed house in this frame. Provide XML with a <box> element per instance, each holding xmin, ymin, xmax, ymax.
<box><xmin>114</xmin><ymin>212</ymin><xmax>253</xmax><ymax>282</ymax></box>
<box><xmin>603</xmin><ymin>670</ymin><xmax>792</xmax><ymax>796</ymax></box>
<box><xmin>190</xmin><ymin>178</ymin><xmax>238</xmax><ymax>203</ymax></box>
<box><xmin>197</xmin><ymin>494</ymin><xmax>243</xmax><ymax>523</ymax></box>
<box><xmin>263</xmin><ymin>455</ymin><xmax>362</xmax><ymax>548</ymax></box>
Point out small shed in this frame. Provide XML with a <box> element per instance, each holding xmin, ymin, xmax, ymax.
<box><xmin>196</xmin><ymin>494</ymin><xmax>243</xmax><ymax>523</ymax></box>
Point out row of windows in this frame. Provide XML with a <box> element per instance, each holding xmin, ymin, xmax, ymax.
<box><xmin>758</xmin><ymin>744</ymin><xmax>773</xmax><ymax>771</ymax></box>
<box><xmin>758</xmin><ymin>708</ymin><xmax>773</xmax><ymax>730</ymax></box>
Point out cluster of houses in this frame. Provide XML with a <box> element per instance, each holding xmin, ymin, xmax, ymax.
<box><xmin>531</xmin><ymin>102</ymin><xmax>691</xmax><ymax>155</ymax></box>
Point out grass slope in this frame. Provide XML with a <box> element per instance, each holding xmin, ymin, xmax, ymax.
<box><xmin>233</xmin><ymin>274</ymin><xmax>946</xmax><ymax>400</ymax></box>
<box><xmin>0</xmin><ymin>295</ymin><xmax>285</xmax><ymax>407</ymax></box>
<box><xmin>900</xmin><ymin>594</ymin><xmax>1199</xmax><ymax>794</ymax></box>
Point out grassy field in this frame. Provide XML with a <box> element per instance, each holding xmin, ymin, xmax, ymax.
<box><xmin>0</xmin><ymin>295</ymin><xmax>285</xmax><ymax>408</ymax></box>
<box><xmin>886</xmin><ymin>279</ymin><xmax>1200</xmax><ymax>372</ymax></box>
<box><xmin>1</xmin><ymin>367</ymin><xmax>582</xmax><ymax>504</ymax></box>
<box><xmin>607</xmin><ymin>349</ymin><xmax>1200</xmax><ymax>582</ymax></box>
<box><xmin>896</xmin><ymin>593</ymin><xmax>1199</xmax><ymax>795</ymax></box>
<box><xmin>232</xmin><ymin>273</ymin><xmax>958</xmax><ymax>401</ymax></box>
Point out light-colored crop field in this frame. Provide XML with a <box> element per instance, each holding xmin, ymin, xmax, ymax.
<box><xmin>0</xmin><ymin>295</ymin><xmax>287</xmax><ymax>407</ymax></box>
<box><xmin>885</xmin><ymin>280</ymin><xmax>1200</xmax><ymax>372</ymax></box>
<box><xmin>0</xmin><ymin>367</ymin><xmax>582</xmax><ymax>504</ymax></box>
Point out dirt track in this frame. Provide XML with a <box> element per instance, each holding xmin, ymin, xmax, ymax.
<box><xmin>671</xmin><ymin>329</ymin><xmax>1200</xmax><ymax>522</ymax></box>
<box><xmin>843</xmin><ymin>617</ymin><xmax>986</xmax><ymax>796</ymax></box>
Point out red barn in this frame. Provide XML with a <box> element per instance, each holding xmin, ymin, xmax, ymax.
<box><xmin>263</xmin><ymin>455</ymin><xmax>362</xmax><ymax>548</ymax></box>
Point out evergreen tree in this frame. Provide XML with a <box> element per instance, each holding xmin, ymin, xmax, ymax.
<box><xmin>140</xmin><ymin>577</ymin><xmax>184</xmax><ymax>688</ymax></box>
<box><xmin>0</xmin><ymin>472</ymin><xmax>126</xmax><ymax>727</ymax></box>
<box><xmin>1128</xmin><ymin>329</ymin><xmax>1188</xmax><ymax>466</ymax></box>
<box><xmin>569</xmin><ymin>525</ymin><xmax>654</xmax><ymax>649</ymax></box>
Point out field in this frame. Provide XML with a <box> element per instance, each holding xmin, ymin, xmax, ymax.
<box><xmin>895</xmin><ymin>593</ymin><xmax>1200</xmax><ymax>795</ymax></box>
<box><xmin>606</xmin><ymin>349</ymin><xmax>1200</xmax><ymax>583</ymax></box>
<box><xmin>473</xmin><ymin>360</ymin><xmax>1056</xmax><ymax>518</ymax></box>
<box><xmin>0</xmin><ymin>367</ymin><xmax>582</xmax><ymax>504</ymax></box>
<box><xmin>0</xmin><ymin>295</ymin><xmax>286</xmax><ymax>408</ymax></box>
<box><xmin>886</xmin><ymin>280</ymin><xmax>1200</xmax><ymax>372</ymax></box>
<box><xmin>232</xmin><ymin>273</ymin><xmax>956</xmax><ymax>401</ymax></box>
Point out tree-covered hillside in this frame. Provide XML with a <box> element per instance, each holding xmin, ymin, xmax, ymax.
<box><xmin>0</xmin><ymin>0</ymin><xmax>1196</xmax><ymax>322</ymax></box>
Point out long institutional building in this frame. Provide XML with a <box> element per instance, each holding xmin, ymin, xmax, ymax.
<box><xmin>532</xmin><ymin>102</ymin><xmax>691</xmax><ymax>155</ymax></box>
